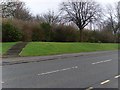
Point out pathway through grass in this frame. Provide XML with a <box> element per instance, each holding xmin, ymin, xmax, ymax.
<box><xmin>1</xmin><ymin>42</ymin><xmax>17</xmax><ymax>54</ymax></box>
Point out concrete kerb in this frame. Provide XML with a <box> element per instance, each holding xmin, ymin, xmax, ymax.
<box><xmin>2</xmin><ymin>50</ymin><xmax>117</xmax><ymax>66</ymax></box>
<box><xmin>2</xmin><ymin>54</ymin><xmax>82</xmax><ymax>66</ymax></box>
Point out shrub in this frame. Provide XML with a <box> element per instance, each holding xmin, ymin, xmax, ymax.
<box><xmin>2</xmin><ymin>22</ymin><xmax>23</xmax><ymax>42</ymax></box>
<box><xmin>98</xmin><ymin>30</ymin><xmax>115</xmax><ymax>43</ymax></box>
<box><xmin>32</xmin><ymin>24</ymin><xmax>45</xmax><ymax>41</ymax></box>
<box><xmin>40</xmin><ymin>23</ymin><xmax>52</xmax><ymax>41</ymax></box>
<box><xmin>52</xmin><ymin>25</ymin><xmax>78</xmax><ymax>42</ymax></box>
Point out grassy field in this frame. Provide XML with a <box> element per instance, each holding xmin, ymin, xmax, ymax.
<box><xmin>20</xmin><ymin>42</ymin><xmax>118</xmax><ymax>56</ymax></box>
<box><xmin>0</xmin><ymin>42</ymin><xmax>17</xmax><ymax>54</ymax></box>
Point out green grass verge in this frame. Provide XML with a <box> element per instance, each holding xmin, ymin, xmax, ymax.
<box><xmin>0</xmin><ymin>42</ymin><xmax>17</xmax><ymax>54</ymax></box>
<box><xmin>20</xmin><ymin>42</ymin><xmax>118</xmax><ymax>56</ymax></box>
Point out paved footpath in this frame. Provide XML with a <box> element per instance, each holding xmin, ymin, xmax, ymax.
<box><xmin>2</xmin><ymin>50</ymin><xmax>118</xmax><ymax>66</ymax></box>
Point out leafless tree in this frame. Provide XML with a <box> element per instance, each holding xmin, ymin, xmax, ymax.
<box><xmin>35</xmin><ymin>10</ymin><xmax>63</xmax><ymax>25</ymax></box>
<box><xmin>106</xmin><ymin>2</ymin><xmax>120</xmax><ymax>42</ymax></box>
<box><xmin>117</xmin><ymin>1</ymin><xmax>120</xmax><ymax>42</ymax></box>
<box><xmin>60</xmin><ymin>0</ymin><xmax>102</xmax><ymax>42</ymax></box>
<box><xmin>117</xmin><ymin>1</ymin><xmax>120</xmax><ymax>31</ymax></box>
<box><xmin>34</xmin><ymin>14</ymin><xmax>44</xmax><ymax>23</ymax></box>
<box><xmin>14</xmin><ymin>2</ymin><xmax>32</xmax><ymax>21</ymax></box>
<box><xmin>42</xmin><ymin>10</ymin><xmax>62</xmax><ymax>25</ymax></box>
<box><xmin>1</xmin><ymin>0</ymin><xmax>32</xmax><ymax>20</ymax></box>
<box><xmin>1</xmin><ymin>0</ymin><xmax>17</xmax><ymax>18</ymax></box>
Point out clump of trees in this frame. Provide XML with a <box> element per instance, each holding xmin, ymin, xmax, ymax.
<box><xmin>1</xmin><ymin>0</ymin><xmax>120</xmax><ymax>43</ymax></box>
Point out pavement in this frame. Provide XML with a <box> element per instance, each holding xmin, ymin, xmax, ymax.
<box><xmin>2</xmin><ymin>50</ymin><xmax>118</xmax><ymax>66</ymax></box>
<box><xmin>3</xmin><ymin>42</ymin><xmax>28</xmax><ymax>57</ymax></box>
<box><xmin>2</xmin><ymin>50</ymin><xmax>119</xmax><ymax>89</ymax></box>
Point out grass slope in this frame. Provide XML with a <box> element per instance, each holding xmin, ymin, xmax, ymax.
<box><xmin>20</xmin><ymin>42</ymin><xmax>118</xmax><ymax>56</ymax></box>
<box><xmin>0</xmin><ymin>42</ymin><xmax>17</xmax><ymax>54</ymax></box>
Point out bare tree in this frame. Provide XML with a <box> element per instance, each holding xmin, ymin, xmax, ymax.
<box><xmin>1</xmin><ymin>0</ymin><xmax>32</xmax><ymax>20</ymax></box>
<box><xmin>34</xmin><ymin>14</ymin><xmax>44</xmax><ymax>23</ymax></box>
<box><xmin>60</xmin><ymin>0</ymin><xmax>102</xmax><ymax>42</ymax></box>
<box><xmin>34</xmin><ymin>11</ymin><xmax>62</xmax><ymax>41</ymax></box>
<box><xmin>1</xmin><ymin>0</ymin><xmax>17</xmax><ymax>18</ymax></box>
<box><xmin>34</xmin><ymin>10</ymin><xmax>62</xmax><ymax>24</ymax></box>
<box><xmin>117</xmin><ymin>1</ymin><xmax>120</xmax><ymax>31</ymax></box>
<box><xmin>106</xmin><ymin>2</ymin><xmax>120</xmax><ymax>42</ymax></box>
<box><xmin>43</xmin><ymin>10</ymin><xmax>62</xmax><ymax>25</ymax></box>
<box><xmin>117</xmin><ymin>1</ymin><xmax>120</xmax><ymax>43</ymax></box>
<box><xmin>14</xmin><ymin>2</ymin><xmax>32</xmax><ymax>21</ymax></box>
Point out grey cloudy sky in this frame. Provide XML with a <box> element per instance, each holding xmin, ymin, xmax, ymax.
<box><xmin>21</xmin><ymin>0</ymin><xmax>120</xmax><ymax>15</ymax></box>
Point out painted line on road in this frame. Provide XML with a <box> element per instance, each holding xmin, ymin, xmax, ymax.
<box><xmin>92</xmin><ymin>59</ymin><xmax>112</xmax><ymax>65</ymax></box>
<box><xmin>86</xmin><ymin>87</ymin><xmax>94</xmax><ymax>90</ymax></box>
<box><xmin>1</xmin><ymin>81</ymin><xmax>4</xmax><ymax>84</ymax></box>
<box><xmin>100</xmin><ymin>80</ymin><xmax>110</xmax><ymax>85</ymax></box>
<box><xmin>72</xmin><ymin>66</ymin><xmax>78</xmax><ymax>69</ymax></box>
<box><xmin>114</xmin><ymin>75</ymin><xmax>120</xmax><ymax>79</ymax></box>
<box><xmin>38</xmin><ymin>66</ymin><xmax>78</xmax><ymax>76</ymax></box>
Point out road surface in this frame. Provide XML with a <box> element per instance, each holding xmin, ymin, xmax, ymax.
<box><xmin>2</xmin><ymin>50</ymin><xmax>119</xmax><ymax>89</ymax></box>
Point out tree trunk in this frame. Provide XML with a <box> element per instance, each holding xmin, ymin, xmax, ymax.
<box><xmin>114</xmin><ymin>34</ymin><xmax>118</xmax><ymax>43</ymax></box>
<box><xmin>113</xmin><ymin>31</ymin><xmax>118</xmax><ymax>43</ymax></box>
<box><xmin>79</xmin><ymin>29</ymin><xmax>83</xmax><ymax>42</ymax></box>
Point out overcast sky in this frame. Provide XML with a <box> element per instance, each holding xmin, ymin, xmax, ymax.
<box><xmin>20</xmin><ymin>0</ymin><xmax>120</xmax><ymax>15</ymax></box>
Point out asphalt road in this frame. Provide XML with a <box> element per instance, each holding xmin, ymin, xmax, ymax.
<box><xmin>2</xmin><ymin>50</ymin><xmax>119</xmax><ymax>89</ymax></box>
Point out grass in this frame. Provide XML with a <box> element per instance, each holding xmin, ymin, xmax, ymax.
<box><xmin>20</xmin><ymin>42</ymin><xmax>118</xmax><ymax>56</ymax></box>
<box><xmin>0</xmin><ymin>42</ymin><xmax>17</xmax><ymax>54</ymax></box>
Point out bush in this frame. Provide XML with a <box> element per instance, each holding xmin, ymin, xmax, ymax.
<box><xmin>2</xmin><ymin>18</ymin><xmax>116</xmax><ymax>43</ymax></box>
<box><xmin>2</xmin><ymin>22</ymin><xmax>23</xmax><ymax>42</ymax></box>
<box><xmin>98</xmin><ymin>30</ymin><xmax>115</xmax><ymax>43</ymax></box>
<box><xmin>52</xmin><ymin>25</ymin><xmax>78</xmax><ymax>42</ymax></box>
<box><xmin>32</xmin><ymin>24</ymin><xmax>45</xmax><ymax>41</ymax></box>
<box><xmin>40</xmin><ymin>23</ymin><xmax>52</xmax><ymax>41</ymax></box>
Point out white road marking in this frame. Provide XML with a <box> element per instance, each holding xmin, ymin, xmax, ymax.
<box><xmin>103</xmin><ymin>59</ymin><xmax>112</xmax><ymax>62</ymax></box>
<box><xmin>72</xmin><ymin>66</ymin><xmax>78</xmax><ymax>69</ymax></box>
<box><xmin>38</xmin><ymin>66</ymin><xmax>78</xmax><ymax>76</ymax></box>
<box><xmin>101</xmin><ymin>80</ymin><xmax>110</xmax><ymax>85</ymax></box>
<box><xmin>114</xmin><ymin>75</ymin><xmax>120</xmax><ymax>79</ymax></box>
<box><xmin>86</xmin><ymin>87</ymin><xmax>94</xmax><ymax>90</ymax></box>
<box><xmin>92</xmin><ymin>59</ymin><xmax>112</xmax><ymax>65</ymax></box>
<box><xmin>1</xmin><ymin>82</ymin><xmax>4</xmax><ymax>84</ymax></box>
